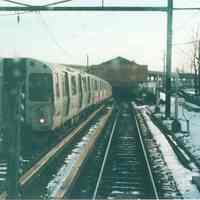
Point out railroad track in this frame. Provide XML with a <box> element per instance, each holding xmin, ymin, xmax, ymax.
<box><xmin>69</xmin><ymin>102</ymin><xmax>159</xmax><ymax>199</ymax></box>
<box><xmin>0</xmin><ymin>104</ymin><xmax>111</xmax><ymax>199</ymax></box>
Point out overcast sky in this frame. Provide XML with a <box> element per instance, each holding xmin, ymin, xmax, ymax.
<box><xmin>0</xmin><ymin>0</ymin><xmax>200</xmax><ymax>72</ymax></box>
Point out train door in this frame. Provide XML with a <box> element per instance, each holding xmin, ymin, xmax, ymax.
<box><xmin>70</xmin><ymin>75</ymin><xmax>78</xmax><ymax>116</ymax></box>
<box><xmin>78</xmin><ymin>74</ymin><xmax>83</xmax><ymax>109</ymax></box>
<box><xmin>64</xmin><ymin>72</ymin><xmax>70</xmax><ymax>116</ymax></box>
<box><xmin>92</xmin><ymin>79</ymin><xmax>95</xmax><ymax>104</ymax></box>
<box><xmin>87</xmin><ymin>76</ymin><xmax>91</xmax><ymax>105</ymax></box>
<box><xmin>61</xmin><ymin>73</ymin><xmax>65</xmax><ymax>125</ymax></box>
<box><xmin>53</xmin><ymin>72</ymin><xmax>62</xmax><ymax>128</ymax></box>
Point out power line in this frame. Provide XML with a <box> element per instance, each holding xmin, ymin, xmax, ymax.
<box><xmin>1</xmin><ymin>0</ymin><xmax>32</xmax><ymax>7</ymax></box>
<box><xmin>0</xmin><ymin>11</ymin><xmax>31</xmax><ymax>16</ymax></box>
<box><xmin>42</xmin><ymin>0</ymin><xmax>73</xmax><ymax>7</ymax></box>
<box><xmin>174</xmin><ymin>11</ymin><xmax>200</xmax><ymax>32</ymax></box>
<box><xmin>173</xmin><ymin>40</ymin><xmax>199</xmax><ymax>46</ymax></box>
<box><xmin>35</xmin><ymin>12</ymin><xmax>72</xmax><ymax>59</ymax></box>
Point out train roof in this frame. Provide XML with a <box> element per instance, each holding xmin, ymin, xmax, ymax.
<box><xmin>0</xmin><ymin>57</ymin><xmax>111</xmax><ymax>85</ymax></box>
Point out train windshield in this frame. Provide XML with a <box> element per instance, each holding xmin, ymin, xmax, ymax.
<box><xmin>29</xmin><ymin>73</ymin><xmax>53</xmax><ymax>101</ymax></box>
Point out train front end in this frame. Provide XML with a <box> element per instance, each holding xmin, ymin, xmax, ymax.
<box><xmin>26</xmin><ymin>59</ymin><xmax>54</xmax><ymax>132</ymax></box>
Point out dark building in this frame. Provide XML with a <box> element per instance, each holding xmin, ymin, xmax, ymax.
<box><xmin>88</xmin><ymin>56</ymin><xmax>148</xmax><ymax>99</ymax></box>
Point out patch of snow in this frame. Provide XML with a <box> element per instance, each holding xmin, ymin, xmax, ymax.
<box><xmin>46</xmin><ymin>116</ymin><xmax>106</xmax><ymax>198</ymax></box>
<box><xmin>143</xmin><ymin>111</ymin><xmax>200</xmax><ymax>198</ymax></box>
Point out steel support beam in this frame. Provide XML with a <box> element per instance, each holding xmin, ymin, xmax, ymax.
<box><xmin>174</xmin><ymin>7</ymin><xmax>200</xmax><ymax>11</ymax></box>
<box><xmin>0</xmin><ymin>6</ymin><xmax>167</xmax><ymax>12</ymax></box>
<box><xmin>165</xmin><ymin>0</ymin><xmax>173</xmax><ymax>119</ymax></box>
<box><xmin>0</xmin><ymin>6</ymin><xmax>200</xmax><ymax>12</ymax></box>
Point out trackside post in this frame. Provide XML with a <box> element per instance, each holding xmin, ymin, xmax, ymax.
<box><xmin>3</xmin><ymin>58</ymin><xmax>26</xmax><ymax>199</ymax></box>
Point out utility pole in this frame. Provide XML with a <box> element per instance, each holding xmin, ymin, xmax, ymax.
<box><xmin>194</xmin><ymin>40</ymin><xmax>200</xmax><ymax>95</ymax></box>
<box><xmin>86</xmin><ymin>54</ymin><xmax>89</xmax><ymax>72</ymax></box>
<box><xmin>102</xmin><ymin>0</ymin><xmax>104</xmax><ymax>7</ymax></box>
<box><xmin>194</xmin><ymin>59</ymin><xmax>198</xmax><ymax>95</ymax></box>
<box><xmin>172</xmin><ymin>72</ymin><xmax>181</xmax><ymax>132</ymax></box>
<box><xmin>163</xmin><ymin>51</ymin><xmax>166</xmax><ymax>91</ymax></box>
<box><xmin>165</xmin><ymin>0</ymin><xmax>173</xmax><ymax>119</ymax></box>
<box><xmin>198</xmin><ymin>40</ymin><xmax>200</xmax><ymax>95</ymax></box>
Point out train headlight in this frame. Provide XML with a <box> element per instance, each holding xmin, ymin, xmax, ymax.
<box><xmin>39</xmin><ymin>118</ymin><xmax>45</xmax><ymax>124</ymax></box>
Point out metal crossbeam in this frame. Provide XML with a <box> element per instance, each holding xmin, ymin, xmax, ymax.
<box><xmin>0</xmin><ymin>6</ymin><xmax>200</xmax><ymax>12</ymax></box>
<box><xmin>174</xmin><ymin>7</ymin><xmax>200</xmax><ymax>11</ymax></box>
<box><xmin>0</xmin><ymin>6</ymin><xmax>168</xmax><ymax>12</ymax></box>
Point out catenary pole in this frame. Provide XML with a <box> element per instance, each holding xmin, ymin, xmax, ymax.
<box><xmin>198</xmin><ymin>40</ymin><xmax>200</xmax><ymax>95</ymax></box>
<box><xmin>4</xmin><ymin>61</ymin><xmax>21</xmax><ymax>199</ymax></box>
<box><xmin>165</xmin><ymin>0</ymin><xmax>173</xmax><ymax>118</ymax></box>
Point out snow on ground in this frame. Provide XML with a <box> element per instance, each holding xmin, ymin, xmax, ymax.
<box><xmin>159</xmin><ymin>92</ymin><xmax>200</xmax><ymax>153</ymax></box>
<box><xmin>138</xmin><ymin>107</ymin><xmax>200</xmax><ymax>198</ymax></box>
<box><xmin>184</xmin><ymin>88</ymin><xmax>195</xmax><ymax>95</ymax></box>
<box><xmin>45</xmin><ymin>118</ymin><xmax>105</xmax><ymax>198</ymax></box>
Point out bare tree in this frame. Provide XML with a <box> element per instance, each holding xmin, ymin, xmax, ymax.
<box><xmin>191</xmin><ymin>26</ymin><xmax>199</xmax><ymax>94</ymax></box>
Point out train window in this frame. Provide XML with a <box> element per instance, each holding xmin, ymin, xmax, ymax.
<box><xmin>95</xmin><ymin>80</ymin><xmax>98</xmax><ymax>90</ymax></box>
<box><xmin>87</xmin><ymin>77</ymin><xmax>91</xmax><ymax>91</ymax></box>
<box><xmin>83</xmin><ymin>77</ymin><xmax>87</xmax><ymax>91</ymax></box>
<box><xmin>29</xmin><ymin>73</ymin><xmax>53</xmax><ymax>101</ymax></box>
<box><xmin>62</xmin><ymin>75</ymin><xmax>65</xmax><ymax>96</ymax></box>
<box><xmin>93</xmin><ymin>79</ymin><xmax>95</xmax><ymax>90</ymax></box>
<box><xmin>71</xmin><ymin>76</ymin><xmax>77</xmax><ymax>95</ymax></box>
<box><xmin>56</xmin><ymin>73</ymin><xmax>60</xmax><ymax>98</ymax></box>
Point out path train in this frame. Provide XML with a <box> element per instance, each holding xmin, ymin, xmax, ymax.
<box><xmin>0</xmin><ymin>58</ymin><xmax>112</xmax><ymax>132</ymax></box>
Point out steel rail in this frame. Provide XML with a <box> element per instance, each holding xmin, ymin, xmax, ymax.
<box><xmin>92</xmin><ymin>111</ymin><xmax>119</xmax><ymax>200</ymax></box>
<box><xmin>20</xmin><ymin>105</ymin><xmax>104</xmax><ymax>186</ymax></box>
<box><xmin>134</xmin><ymin>111</ymin><xmax>159</xmax><ymax>200</ymax></box>
<box><xmin>53</xmin><ymin>107</ymin><xmax>113</xmax><ymax>199</ymax></box>
<box><xmin>0</xmin><ymin>105</ymin><xmax>105</xmax><ymax>200</ymax></box>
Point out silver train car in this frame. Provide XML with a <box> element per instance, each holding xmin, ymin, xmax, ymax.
<box><xmin>0</xmin><ymin>58</ymin><xmax>112</xmax><ymax>132</ymax></box>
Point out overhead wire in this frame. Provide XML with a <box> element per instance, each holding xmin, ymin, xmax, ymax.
<box><xmin>1</xmin><ymin>0</ymin><xmax>73</xmax><ymax>7</ymax></box>
<box><xmin>35</xmin><ymin>12</ymin><xmax>72</xmax><ymax>59</ymax></box>
<box><xmin>174</xmin><ymin>11</ymin><xmax>200</xmax><ymax>32</ymax></box>
<box><xmin>0</xmin><ymin>10</ymin><xmax>36</xmax><ymax>16</ymax></box>
<box><xmin>173</xmin><ymin>40</ymin><xmax>199</xmax><ymax>46</ymax></box>
<box><xmin>0</xmin><ymin>0</ymin><xmax>74</xmax><ymax>17</ymax></box>
<box><xmin>42</xmin><ymin>0</ymin><xmax>73</xmax><ymax>7</ymax></box>
<box><xmin>0</xmin><ymin>0</ymin><xmax>32</xmax><ymax>17</ymax></box>
<box><xmin>0</xmin><ymin>11</ymin><xmax>25</xmax><ymax>16</ymax></box>
<box><xmin>1</xmin><ymin>0</ymin><xmax>32</xmax><ymax>7</ymax></box>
